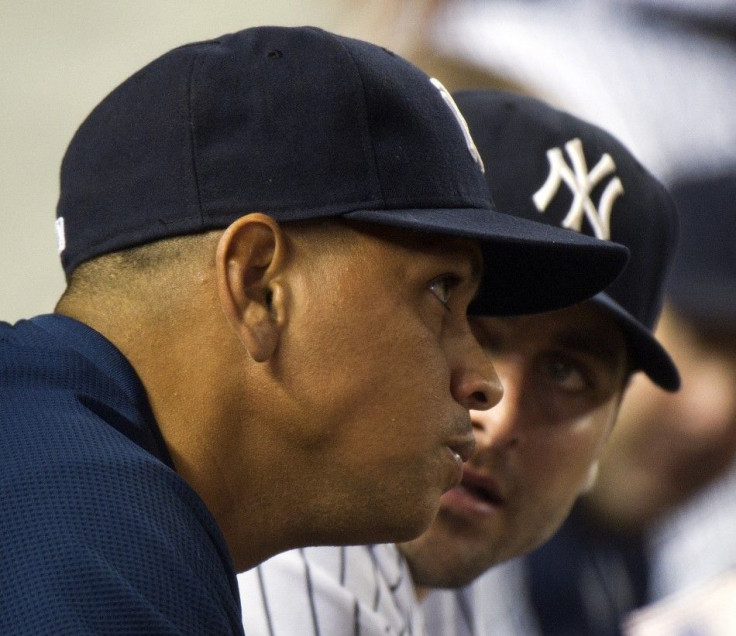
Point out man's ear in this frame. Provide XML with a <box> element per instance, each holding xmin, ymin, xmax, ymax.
<box><xmin>216</xmin><ymin>213</ymin><xmax>287</xmax><ymax>362</ymax></box>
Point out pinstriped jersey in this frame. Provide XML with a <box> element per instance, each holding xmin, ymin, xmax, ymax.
<box><xmin>422</xmin><ymin>558</ymin><xmax>540</xmax><ymax>636</ymax></box>
<box><xmin>238</xmin><ymin>544</ymin><xmax>425</xmax><ymax>635</ymax></box>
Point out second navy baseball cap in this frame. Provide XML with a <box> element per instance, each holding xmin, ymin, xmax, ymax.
<box><xmin>454</xmin><ymin>90</ymin><xmax>679</xmax><ymax>391</ymax></box>
<box><xmin>56</xmin><ymin>26</ymin><xmax>628</xmax><ymax>316</ymax></box>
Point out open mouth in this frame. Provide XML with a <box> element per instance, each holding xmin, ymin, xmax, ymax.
<box><xmin>459</xmin><ymin>473</ymin><xmax>504</xmax><ymax>506</ymax></box>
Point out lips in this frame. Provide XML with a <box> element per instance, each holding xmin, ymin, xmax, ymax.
<box><xmin>442</xmin><ymin>435</ymin><xmax>475</xmax><ymax>492</ymax></box>
<box><xmin>456</xmin><ymin>466</ymin><xmax>505</xmax><ymax>507</ymax></box>
<box><xmin>448</xmin><ymin>437</ymin><xmax>475</xmax><ymax>464</ymax></box>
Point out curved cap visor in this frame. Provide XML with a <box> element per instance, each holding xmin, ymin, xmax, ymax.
<box><xmin>345</xmin><ymin>206</ymin><xmax>629</xmax><ymax>316</ymax></box>
<box><xmin>593</xmin><ymin>293</ymin><xmax>680</xmax><ymax>391</ymax></box>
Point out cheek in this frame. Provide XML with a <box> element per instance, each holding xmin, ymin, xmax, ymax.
<box><xmin>523</xmin><ymin>418</ymin><xmax>610</xmax><ymax>506</ymax></box>
<box><xmin>279</xmin><ymin>269</ymin><xmax>457</xmax><ymax>476</ymax></box>
<box><xmin>509</xmin><ymin>446</ymin><xmax>594</xmax><ymax>554</ymax></box>
<box><xmin>342</xmin><ymin>304</ymin><xmax>452</xmax><ymax>415</ymax></box>
<box><xmin>288</xmin><ymin>313</ymin><xmax>452</xmax><ymax>466</ymax></box>
<box><xmin>344</xmin><ymin>328</ymin><xmax>450</xmax><ymax>434</ymax></box>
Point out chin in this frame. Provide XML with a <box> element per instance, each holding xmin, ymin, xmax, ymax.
<box><xmin>421</xmin><ymin>567</ymin><xmax>480</xmax><ymax>590</ymax></box>
<box><xmin>360</xmin><ymin>505</ymin><xmax>439</xmax><ymax>546</ymax></box>
<box><xmin>401</xmin><ymin>525</ymin><xmax>498</xmax><ymax>589</ymax></box>
<box><xmin>398</xmin><ymin>510</ymin><xmax>439</xmax><ymax>543</ymax></box>
<box><xmin>404</xmin><ymin>543</ymin><xmax>489</xmax><ymax>589</ymax></box>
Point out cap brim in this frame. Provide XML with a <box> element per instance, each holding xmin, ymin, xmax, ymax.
<box><xmin>592</xmin><ymin>293</ymin><xmax>680</xmax><ymax>392</ymax></box>
<box><xmin>345</xmin><ymin>206</ymin><xmax>629</xmax><ymax>317</ymax></box>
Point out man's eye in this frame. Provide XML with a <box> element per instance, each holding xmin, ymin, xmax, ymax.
<box><xmin>429</xmin><ymin>275</ymin><xmax>457</xmax><ymax>307</ymax></box>
<box><xmin>545</xmin><ymin>358</ymin><xmax>588</xmax><ymax>392</ymax></box>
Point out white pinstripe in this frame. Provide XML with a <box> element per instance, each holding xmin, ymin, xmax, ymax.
<box><xmin>239</xmin><ymin>544</ymin><xmax>424</xmax><ymax>635</ymax></box>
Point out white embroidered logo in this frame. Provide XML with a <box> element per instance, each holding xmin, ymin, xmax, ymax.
<box><xmin>430</xmin><ymin>77</ymin><xmax>485</xmax><ymax>174</ymax></box>
<box><xmin>55</xmin><ymin>217</ymin><xmax>66</xmax><ymax>253</ymax></box>
<box><xmin>532</xmin><ymin>138</ymin><xmax>623</xmax><ymax>240</ymax></box>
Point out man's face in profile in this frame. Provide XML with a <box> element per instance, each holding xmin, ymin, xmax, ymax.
<box><xmin>400</xmin><ymin>302</ymin><xmax>628</xmax><ymax>587</ymax></box>
<box><xmin>268</xmin><ymin>222</ymin><xmax>501</xmax><ymax>545</ymax></box>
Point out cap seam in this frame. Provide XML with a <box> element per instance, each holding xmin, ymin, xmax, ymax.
<box><xmin>329</xmin><ymin>35</ymin><xmax>386</xmax><ymax>207</ymax></box>
<box><xmin>186</xmin><ymin>48</ymin><xmax>205</xmax><ymax>226</ymax></box>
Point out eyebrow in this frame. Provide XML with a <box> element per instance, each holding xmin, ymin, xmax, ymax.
<box><xmin>553</xmin><ymin>330</ymin><xmax>626</xmax><ymax>372</ymax></box>
<box><xmin>437</xmin><ymin>240</ymin><xmax>483</xmax><ymax>288</ymax></box>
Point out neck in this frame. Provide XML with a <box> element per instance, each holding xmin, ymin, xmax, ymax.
<box><xmin>56</xmin><ymin>289</ymin><xmax>377</xmax><ymax>573</ymax></box>
<box><xmin>57</xmin><ymin>294</ymin><xmax>276</xmax><ymax>567</ymax></box>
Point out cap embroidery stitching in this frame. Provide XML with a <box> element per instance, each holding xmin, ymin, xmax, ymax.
<box><xmin>55</xmin><ymin>217</ymin><xmax>66</xmax><ymax>254</ymax></box>
<box><xmin>533</xmin><ymin>138</ymin><xmax>624</xmax><ymax>240</ymax></box>
<box><xmin>429</xmin><ymin>78</ymin><xmax>485</xmax><ymax>174</ymax></box>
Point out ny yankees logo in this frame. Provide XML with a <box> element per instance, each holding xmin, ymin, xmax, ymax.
<box><xmin>430</xmin><ymin>77</ymin><xmax>485</xmax><ymax>174</ymax></box>
<box><xmin>532</xmin><ymin>138</ymin><xmax>623</xmax><ymax>240</ymax></box>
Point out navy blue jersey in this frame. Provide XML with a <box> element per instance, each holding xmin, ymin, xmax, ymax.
<box><xmin>0</xmin><ymin>315</ymin><xmax>243</xmax><ymax>634</ymax></box>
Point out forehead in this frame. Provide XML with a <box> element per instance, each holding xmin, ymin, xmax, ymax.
<box><xmin>343</xmin><ymin>221</ymin><xmax>484</xmax><ymax>278</ymax></box>
<box><xmin>473</xmin><ymin>301</ymin><xmax>628</xmax><ymax>367</ymax></box>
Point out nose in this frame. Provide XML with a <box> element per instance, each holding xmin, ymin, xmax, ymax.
<box><xmin>470</xmin><ymin>380</ymin><xmax>520</xmax><ymax>451</ymax></box>
<box><xmin>450</xmin><ymin>325</ymin><xmax>503</xmax><ymax>412</ymax></box>
<box><xmin>471</xmin><ymin>368</ymin><xmax>522</xmax><ymax>450</ymax></box>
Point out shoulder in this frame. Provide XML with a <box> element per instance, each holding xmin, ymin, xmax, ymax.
<box><xmin>0</xmin><ymin>319</ymin><xmax>241</xmax><ymax>633</ymax></box>
<box><xmin>2</xmin><ymin>447</ymin><xmax>241</xmax><ymax>632</ymax></box>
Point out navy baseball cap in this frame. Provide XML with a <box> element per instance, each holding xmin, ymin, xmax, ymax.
<box><xmin>55</xmin><ymin>26</ymin><xmax>628</xmax><ymax>316</ymax></box>
<box><xmin>666</xmin><ymin>172</ymin><xmax>736</xmax><ymax>324</ymax></box>
<box><xmin>455</xmin><ymin>90</ymin><xmax>680</xmax><ymax>391</ymax></box>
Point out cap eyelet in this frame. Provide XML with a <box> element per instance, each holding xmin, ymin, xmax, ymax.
<box><xmin>267</xmin><ymin>49</ymin><xmax>283</xmax><ymax>59</ymax></box>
